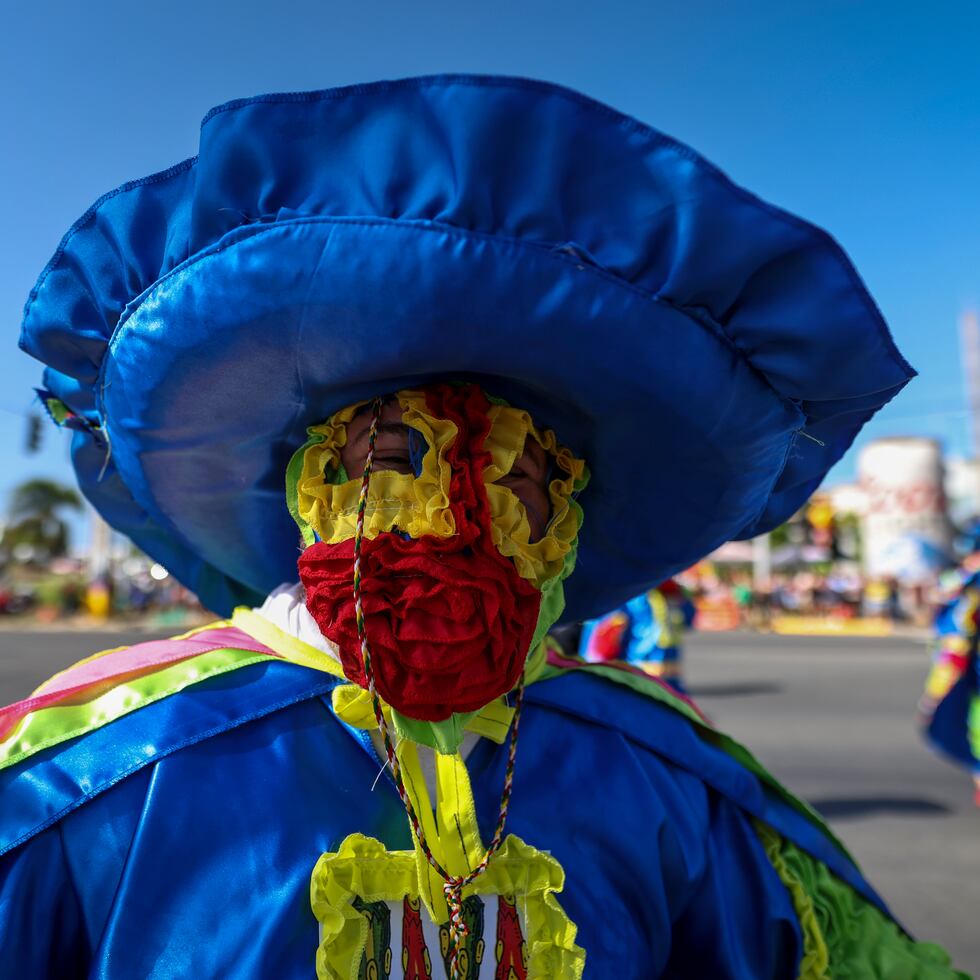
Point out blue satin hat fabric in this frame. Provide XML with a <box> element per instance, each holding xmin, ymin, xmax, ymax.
<box><xmin>21</xmin><ymin>75</ymin><xmax>914</xmax><ymax>618</ymax></box>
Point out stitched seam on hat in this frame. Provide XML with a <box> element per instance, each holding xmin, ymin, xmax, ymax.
<box><xmin>739</xmin><ymin>429</ymin><xmax>801</xmax><ymax>535</ymax></box>
<box><xmin>20</xmin><ymin>157</ymin><xmax>197</xmax><ymax>342</ymax></box>
<box><xmin>195</xmin><ymin>75</ymin><xmax>911</xmax><ymax>381</ymax></box>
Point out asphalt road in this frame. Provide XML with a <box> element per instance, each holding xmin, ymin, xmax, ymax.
<box><xmin>686</xmin><ymin>631</ymin><xmax>978</xmax><ymax>974</ymax></box>
<box><xmin>0</xmin><ymin>628</ymin><xmax>976</xmax><ymax>973</ymax></box>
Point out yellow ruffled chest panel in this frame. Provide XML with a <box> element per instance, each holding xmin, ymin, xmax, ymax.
<box><xmin>312</xmin><ymin>702</ymin><xmax>584</xmax><ymax>980</ymax></box>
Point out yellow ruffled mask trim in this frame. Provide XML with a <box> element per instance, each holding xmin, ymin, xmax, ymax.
<box><xmin>289</xmin><ymin>389</ymin><xmax>587</xmax><ymax>591</ymax></box>
<box><xmin>293</xmin><ymin>391</ymin><xmax>457</xmax><ymax>545</ymax></box>
<box><xmin>285</xmin><ymin>385</ymin><xmax>589</xmax><ymax>748</ymax></box>
<box><xmin>484</xmin><ymin>403</ymin><xmax>586</xmax><ymax>589</ymax></box>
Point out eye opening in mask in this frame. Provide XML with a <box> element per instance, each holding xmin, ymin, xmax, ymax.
<box><xmin>342</xmin><ymin>398</ymin><xmax>431</xmax><ymax>480</ymax></box>
<box><xmin>289</xmin><ymin>387</ymin><xmax>588</xmax><ymax>580</ymax></box>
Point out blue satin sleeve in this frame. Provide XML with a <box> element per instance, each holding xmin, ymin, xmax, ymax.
<box><xmin>666</xmin><ymin>792</ymin><xmax>799</xmax><ymax>977</ymax></box>
<box><xmin>0</xmin><ymin>824</ymin><xmax>88</xmax><ymax>978</ymax></box>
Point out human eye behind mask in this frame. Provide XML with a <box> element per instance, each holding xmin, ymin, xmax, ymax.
<box><xmin>340</xmin><ymin>400</ymin><xmax>423</xmax><ymax>479</ymax></box>
<box><xmin>285</xmin><ymin>383</ymin><xmax>588</xmax><ymax>726</ymax></box>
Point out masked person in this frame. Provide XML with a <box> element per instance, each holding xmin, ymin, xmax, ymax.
<box><xmin>580</xmin><ymin>580</ymin><xmax>696</xmax><ymax>694</ymax></box>
<box><xmin>919</xmin><ymin>556</ymin><xmax>980</xmax><ymax>808</ymax></box>
<box><xmin>0</xmin><ymin>77</ymin><xmax>967</xmax><ymax>979</ymax></box>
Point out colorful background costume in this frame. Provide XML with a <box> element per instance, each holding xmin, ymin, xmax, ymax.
<box><xmin>1</xmin><ymin>76</ymin><xmax>969</xmax><ymax>977</ymax></box>
<box><xmin>921</xmin><ymin>564</ymin><xmax>980</xmax><ymax>801</ymax></box>
<box><xmin>580</xmin><ymin>580</ymin><xmax>695</xmax><ymax>693</ymax></box>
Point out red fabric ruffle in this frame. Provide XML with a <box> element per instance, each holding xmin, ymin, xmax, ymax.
<box><xmin>299</xmin><ymin>384</ymin><xmax>542</xmax><ymax>720</ymax></box>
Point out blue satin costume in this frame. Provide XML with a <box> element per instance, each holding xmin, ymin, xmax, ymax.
<box><xmin>4</xmin><ymin>657</ymin><xmax>898</xmax><ymax>978</ymax></box>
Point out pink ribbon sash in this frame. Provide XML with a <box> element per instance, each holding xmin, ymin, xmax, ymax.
<box><xmin>0</xmin><ymin>626</ymin><xmax>273</xmax><ymax>739</ymax></box>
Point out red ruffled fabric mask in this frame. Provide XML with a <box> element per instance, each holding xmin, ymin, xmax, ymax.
<box><xmin>298</xmin><ymin>384</ymin><xmax>543</xmax><ymax>721</ymax></box>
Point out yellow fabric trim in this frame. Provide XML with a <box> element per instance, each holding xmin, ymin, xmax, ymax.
<box><xmin>755</xmin><ymin>821</ymin><xmax>831</xmax><ymax>980</ymax></box>
<box><xmin>648</xmin><ymin>589</ymin><xmax>680</xmax><ymax>648</ymax></box>
<box><xmin>296</xmin><ymin>391</ymin><xmax>457</xmax><ymax>543</ymax></box>
<box><xmin>230</xmin><ymin>607</ymin><xmax>346</xmax><ymax>681</ymax></box>
<box><xmin>939</xmin><ymin>634</ymin><xmax>971</xmax><ymax>655</ymax></box>
<box><xmin>329</xmin><ymin>726</ymin><xmax>483</xmax><ymax>924</ymax></box>
<box><xmin>463</xmin><ymin>697</ymin><xmax>514</xmax><ymax>743</ymax></box>
<box><xmin>310</xmin><ymin>834</ymin><xmax>585</xmax><ymax>980</ymax></box>
<box><xmin>331</xmin><ymin>683</ymin><xmax>515</xmax><ymax>748</ymax></box>
<box><xmin>924</xmin><ymin>659</ymin><xmax>967</xmax><ymax>701</ymax></box>
<box><xmin>484</xmin><ymin>404</ymin><xmax>586</xmax><ymax>588</ymax></box>
<box><xmin>952</xmin><ymin>589</ymin><xmax>980</xmax><ymax>634</ymax></box>
<box><xmin>397</xmin><ymin>738</ymin><xmax>450</xmax><ymax>917</ymax></box>
<box><xmin>435</xmin><ymin>751</ymin><xmax>485</xmax><ymax>874</ymax></box>
<box><xmin>293</xmin><ymin>391</ymin><xmax>586</xmax><ymax>590</ymax></box>
<box><xmin>330</xmin><ymin>681</ymin><xmax>520</xmax><ymax>929</ymax></box>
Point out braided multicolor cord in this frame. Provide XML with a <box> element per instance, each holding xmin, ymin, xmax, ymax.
<box><xmin>353</xmin><ymin>397</ymin><xmax>526</xmax><ymax>980</ymax></box>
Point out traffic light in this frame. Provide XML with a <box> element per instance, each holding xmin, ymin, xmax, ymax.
<box><xmin>25</xmin><ymin>413</ymin><xmax>43</xmax><ymax>454</ymax></box>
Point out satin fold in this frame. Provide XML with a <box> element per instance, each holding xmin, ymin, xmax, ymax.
<box><xmin>0</xmin><ymin>660</ymin><xmax>806</xmax><ymax>978</ymax></box>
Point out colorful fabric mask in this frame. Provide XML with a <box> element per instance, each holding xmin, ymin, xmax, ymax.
<box><xmin>288</xmin><ymin>383</ymin><xmax>588</xmax><ymax>725</ymax></box>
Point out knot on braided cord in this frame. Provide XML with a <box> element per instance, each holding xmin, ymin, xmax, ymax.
<box><xmin>443</xmin><ymin>877</ymin><xmax>470</xmax><ymax>978</ymax></box>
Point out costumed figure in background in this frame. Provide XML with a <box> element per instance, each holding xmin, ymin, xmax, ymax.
<box><xmin>0</xmin><ymin>78</ymin><xmax>968</xmax><ymax>978</ymax></box>
<box><xmin>919</xmin><ymin>552</ymin><xmax>980</xmax><ymax>807</ymax></box>
<box><xmin>579</xmin><ymin>580</ymin><xmax>696</xmax><ymax>694</ymax></box>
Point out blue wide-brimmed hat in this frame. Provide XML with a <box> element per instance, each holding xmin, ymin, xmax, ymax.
<box><xmin>21</xmin><ymin>75</ymin><xmax>913</xmax><ymax>618</ymax></box>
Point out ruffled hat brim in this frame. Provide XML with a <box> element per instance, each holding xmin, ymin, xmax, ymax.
<box><xmin>21</xmin><ymin>75</ymin><xmax>913</xmax><ymax>618</ymax></box>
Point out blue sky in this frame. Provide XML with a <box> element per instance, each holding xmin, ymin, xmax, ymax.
<box><xmin>3</xmin><ymin>0</ymin><xmax>979</xmax><ymax>533</ymax></box>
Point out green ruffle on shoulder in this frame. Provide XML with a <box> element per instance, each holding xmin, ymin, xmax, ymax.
<box><xmin>755</xmin><ymin>822</ymin><xmax>970</xmax><ymax>980</ymax></box>
<box><xmin>967</xmin><ymin>692</ymin><xmax>980</xmax><ymax>760</ymax></box>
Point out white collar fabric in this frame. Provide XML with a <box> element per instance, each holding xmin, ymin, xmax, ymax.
<box><xmin>254</xmin><ymin>581</ymin><xmax>341</xmax><ymax>661</ymax></box>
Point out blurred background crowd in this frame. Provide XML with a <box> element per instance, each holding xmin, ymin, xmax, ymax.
<box><xmin>0</xmin><ymin>474</ymin><xmax>201</xmax><ymax>627</ymax></box>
